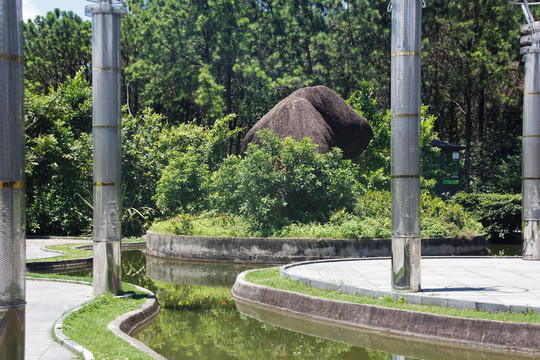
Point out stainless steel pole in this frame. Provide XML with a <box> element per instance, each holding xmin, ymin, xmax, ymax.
<box><xmin>0</xmin><ymin>0</ymin><xmax>25</xmax><ymax>357</ymax></box>
<box><xmin>86</xmin><ymin>0</ymin><xmax>126</xmax><ymax>294</ymax></box>
<box><xmin>390</xmin><ymin>0</ymin><xmax>422</xmax><ymax>291</ymax></box>
<box><xmin>521</xmin><ymin>20</ymin><xmax>540</xmax><ymax>260</ymax></box>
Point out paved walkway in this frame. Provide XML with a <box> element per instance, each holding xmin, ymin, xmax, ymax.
<box><xmin>25</xmin><ymin>239</ymin><xmax>94</xmax><ymax>360</ymax></box>
<box><xmin>26</xmin><ymin>280</ymin><xmax>93</xmax><ymax>360</ymax></box>
<box><xmin>26</xmin><ymin>238</ymin><xmax>91</xmax><ymax>261</ymax></box>
<box><xmin>281</xmin><ymin>257</ymin><xmax>540</xmax><ymax>312</ymax></box>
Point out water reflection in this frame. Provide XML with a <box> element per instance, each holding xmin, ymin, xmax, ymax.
<box><xmin>146</xmin><ymin>255</ymin><xmax>267</xmax><ymax>287</ymax></box>
<box><xmin>38</xmin><ymin>250</ymin><xmax>537</xmax><ymax>359</ymax></box>
<box><xmin>235</xmin><ymin>299</ymin><xmax>537</xmax><ymax>360</ymax></box>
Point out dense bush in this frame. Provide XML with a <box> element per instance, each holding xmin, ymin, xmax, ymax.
<box><xmin>154</xmin><ymin>115</ymin><xmax>239</xmax><ymax>214</ymax></box>
<box><xmin>451</xmin><ymin>192</ymin><xmax>521</xmax><ymax>236</ymax></box>
<box><xmin>209</xmin><ymin>130</ymin><xmax>360</xmax><ymax>231</ymax></box>
<box><xmin>152</xmin><ymin>189</ymin><xmax>482</xmax><ymax>239</ymax></box>
<box><xmin>25</xmin><ymin>71</ymin><xmax>93</xmax><ymax>235</ymax></box>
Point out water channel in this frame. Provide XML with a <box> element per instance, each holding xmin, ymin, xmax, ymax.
<box><xmin>54</xmin><ymin>249</ymin><xmax>532</xmax><ymax>359</ymax></box>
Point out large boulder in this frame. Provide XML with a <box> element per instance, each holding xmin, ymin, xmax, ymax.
<box><xmin>241</xmin><ymin>85</ymin><xmax>373</xmax><ymax>159</ymax></box>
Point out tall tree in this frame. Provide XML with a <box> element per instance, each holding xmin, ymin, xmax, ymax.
<box><xmin>24</xmin><ymin>9</ymin><xmax>91</xmax><ymax>94</ymax></box>
<box><xmin>422</xmin><ymin>0</ymin><xmax>522</xmax><ymax>192</ymax></box>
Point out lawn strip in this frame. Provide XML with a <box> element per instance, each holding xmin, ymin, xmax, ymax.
<box><xmin>61</xmin><ymin>282</ymin><xmax>154</xmax><ymax>360</ymax></box>
<box><xmin>244</xmin><ymin>268</ymin><xmax>540</xmax><ymax>324</ymax></box>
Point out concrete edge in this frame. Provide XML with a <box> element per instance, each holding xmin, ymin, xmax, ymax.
<box><xmin>38</xmin><ymin>247</ymin><xmax>67</xmax><ymax>256</ymax></box>
<box><xmin>54</xmin><ymin>304</ymin><xmax>95</xmax><ymax>360</ymax></box>
<box><xmin>46</xmin><ymin>280</ymin><xmax>95</xmax><ymax>360</ymax></box>
<box><xmin>107</xmin><ymin>285</ymin><xmax>166</xmax><ymax>360</ymax></box>
<box><xmin>49</xmin><ymin>279</ymin><xmax>164</xmax><ymax>360</ymax></box>
<box><xmin>26</xmin><ymin>241</ymin><xmax>147</xmax><ymax>271</ymax></box>
<box><xmin>279</xmin><ymin>258</ymin><xmax>540</xmax><ymax>314</ymax></box>
<box><xmin>146</xmin><ymin>231</ymin><xmax>486</xmax><ymax>264</ymax></box>
<box><xmin>231</xmin><ymin>270</ymin><xmax>540</xmax><ymax>355</ymax></box>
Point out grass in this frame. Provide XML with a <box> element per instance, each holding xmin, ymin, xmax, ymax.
<box><xmin>26</xmin><ymin>272</ymin><xmax>92</xmax><ymax>283</ymax></box>
<box><xmin>26</xmin><ymin>271</ymin><xmax>154</xmax><ymax>359</ymax></box>
<box><xmin>26</xmin><ymin>238</ymin><xmax>145</xmax><ymax>263</ymax></box>
<box><xmin>60</xmin><ymin>281</ymin><xmax>153</xmax><ymax>360</ymax></box>
<box><xmin>244</xmin><ymin>268</ymin><xmax>540</xmax><ymax>324</ymax></box>
<box><xmin>26</xmin><ymin>243</ymin><xmax>93</xmax><ymax>263</ymax></box>
<box><xmin>150</xmin><ymin>213</ymin><xmax>481</xmax><ymax>240</ymax></box>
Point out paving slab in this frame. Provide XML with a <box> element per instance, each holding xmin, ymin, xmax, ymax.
<box><xmin>26</xmin><ymin>279</ymin><xmax>93</xmax><ymax>360</ymax></box>
<box><xmin>281</xmin><ymin>257</ymin><xmax>540</xmax><ymax>312</ymax></box>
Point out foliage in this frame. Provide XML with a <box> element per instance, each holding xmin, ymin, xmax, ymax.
<box><xmin>25</xmin><ymin>71</ymin><xmax>93</xmax><ymax>235</ymax></box>
<box><xmin>451</xmin><ymin>192</ymin><xmax>521</xmax><ymax>236</ymax></box>
<box><xmin>121</xmin><ymin>0</ymin><xmax>390</xmax><ymax>126</ymax></box>
<box><xmin>121</xmin><ymin>108</ymin><xmax>168</xmax><ymax>235</ymax></box>
<box><xmin>28</xmin><ymin>3</ymin><xmax>530</xmax><ymax>194</ymax></box>
<box><xmin>24</xmin><ymin>9</ymin><xmax>91</xmax><ymax>94</ymax></box>
<box><xmin>151</xmin><ymin>213</ymin><xmax>194</xmax><ymax>236</ymax></box>
<box><xmin>346</xmin><ymin>83</ymin><xmax>441</xmax><ymax>193</ymax></box>
<box><xmin>152</xmin><ymin>190</ymin><xmax>481</xmax><ymax>240</ymax></box>
<box><xmin>25</xmin><ymin>74</ymin><xmax>172</xmax><ymax>236</ymax></box>
<box><xmin>210</xmin><ymin>130</ymin><xmax>360</xmax><ymax>231</ymax></box>
<box><xmin>154</xmin><ymin>115</ymin><xmax>239</xmax><ymax>214</ymax></box>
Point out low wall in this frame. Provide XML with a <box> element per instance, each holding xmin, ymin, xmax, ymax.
<box><xmin>232</xmin><ymin>272</ymin><xmax>540</xmax><ymax>356</ymax></box>
<box><xmin>146</xmin><ymin>231</ymin><xmax>485</xmax><ymax>263</ymax></box>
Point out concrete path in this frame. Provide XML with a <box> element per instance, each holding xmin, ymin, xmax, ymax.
<box><xmin>26</xmin><ymin>238</ymin><xmax>91</xmax><ymax>261</ymax></box>
<box><xmin>281</xmin><ymin>257</ymin><xmax>540</xmax><ymax>312</ymax></box>
<box><xmin>26</xmin><ymin>279</ymin><xmax>93</xmax><ymax>360</ymax></box>
<box><xmin>24</xmin><ymin>238</ymin><xmax>94</xmax><ymax>360</ymax></box>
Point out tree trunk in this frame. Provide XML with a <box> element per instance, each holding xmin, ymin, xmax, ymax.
<box><xmin>464</xmin><ymin>77</ymin><xmax>472</xmax><ymax>193</ymax></box>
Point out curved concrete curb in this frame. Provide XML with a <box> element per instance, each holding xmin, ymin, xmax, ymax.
<box><xmin>231</xmin><ymin>270</ymin><xmax>540</xmax><ymax>355</ymax></box>
<box><xmin>147</xmin><ymin>231</ymin><xmax>485</xmax><ymax>264</ymax></box>
<box><xmin>54</xmin><ymin>304</ymin><xmax>95</xmax><ymax>360</ymax></box>
<box><xmin>280</xmin><ymin>258</ymin><xmax>540</xmax><ymax>314</ymax></box>
<box><xmin>108</xmin><ymin>285</ymin><xmax>165</xmax><ymax>360</ymax></box>
<box><xmin>27</xmin><ymin>256</ymin><xmax>93</xmax><ymax>271</ymax></box>
<box><xmin>49</xmin><ymin>280</ymin><xmax>95</xmax><ymax>360</ymax></box>
<box><xmin>26</xmin><ymin>241</ymin><xmax>146</xmax><ymax>271</ymax></box>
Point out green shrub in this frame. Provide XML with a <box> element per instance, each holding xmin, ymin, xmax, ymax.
<box><xmin>25</xmin><ymin>71</ymin><xmax>93</xmax><ymax>235</ymax></box>
<box><xmin>209</xmin><ymin>130</ymin><xmax>360</xmax><ymax>230</ymax></box>
<box><xmin>155</xmin><ymin>151</ymin><xmax>210</xmax><ymax>214</ymax></box>
<box><xmin>451</xmin><ymin>192</ymin><xmax>521</xmax><ymax>236</ymax></box>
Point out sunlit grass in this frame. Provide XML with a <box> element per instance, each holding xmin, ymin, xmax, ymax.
<box><xmin>61</xmin><ymin>282</ymin><xmax>153</xmax><ymax>360</ymax></box>
<box><xmin>245</xmin><ymin>268</ymin><xmax>540</xmax><ymax>324</ymax></box>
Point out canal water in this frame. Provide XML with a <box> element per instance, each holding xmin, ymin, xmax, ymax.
<box><xmin>55</xmin><ymin>250</ymin><xmax>533</xmax><ymax>359</ymax></box>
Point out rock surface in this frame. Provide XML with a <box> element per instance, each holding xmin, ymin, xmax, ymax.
<box><xmin>241</xmin><ymin>85</ymin><xmax>373</xmax><ymax>159</ymax></box>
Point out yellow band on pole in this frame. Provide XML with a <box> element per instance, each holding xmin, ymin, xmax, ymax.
<box><xmin>0</xmin><ymin>54</ymin><xmax>23</xmax><ymax>63</ymax></box>
<box><xmin>0</xmin><ymin>181</ymin><xmax>25</xmax><ymax>189</ymax></box>
<box><xmin>391</xmin><ymin>51</ymin><xmax>421</xmax><ymax>56</ymax></box>
<box><xmin>93</xmin><ymin>182</ymin><xmax>121</xmax><ymax>186</ymax></box>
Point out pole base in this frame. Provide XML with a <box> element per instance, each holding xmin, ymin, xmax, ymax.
<box><xmin>93</xmin><ymin>240</ymin><xmax>122</xmax><ymax>295</ymax></box>
<box><xmin>523</xmin><ymin>220</ymin><xmax>540</xmax><ymax>260</ymax></box>
<box><xmin>391</xmin><ymin>237</ymin><xmax>421</xmax><ymax>292</ymax></box>
<box><xmin>0</xmin><ymin>304</ymin><xmax>24</xmax><ymax>360</ymax></box>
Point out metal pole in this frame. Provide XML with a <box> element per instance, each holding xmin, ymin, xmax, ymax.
<box><xmin>520</xmin><ymin>14</ymin><xmax>540</xmax><ymax>260</ymax></box>
<box><xmin>390</xmin><ymin>0</ymin><xmax>422</xmax><ymax>291</ymax></box>
<box><xmin>86</xmin><ymin>0</ymin><xmax>126</xmax><ymax>295</ymax></box>
<box><xmin>0</xmin><ymin>0</ymin><xmax>25</xmax><ymax>357</ymax></box>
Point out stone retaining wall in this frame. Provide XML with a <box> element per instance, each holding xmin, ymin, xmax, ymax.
<box><xmin>232</xmin><ymin>271</ymin><xmax>540</xmax><ymax>356</ymax></box>
<box><xmin>146</xmin><ymin>231</ymin><xmax>485</xmax><ymax>263</ymax></box>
